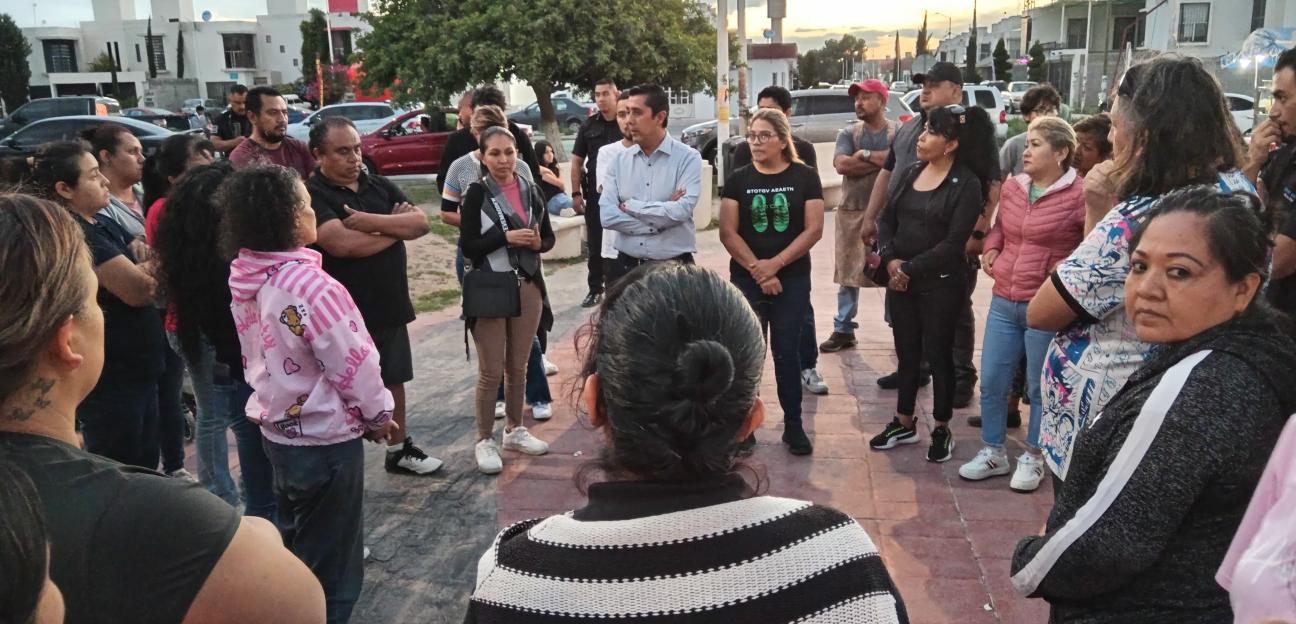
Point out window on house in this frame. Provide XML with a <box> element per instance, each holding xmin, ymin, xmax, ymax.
<box><xmin>265</xmin><ymin>35</ymin><xmax>272</xmax><ymax>43</ymax></box>
<box><xmin>980</xmin><ymin>43</ymin><xmax>990</xmax><ymax>58</ymax></box>
<box><xmin>279</xmin><ymin>45</ymin><xmax>285</xmax><ymax>53</ymax></box>
<box><xmin>1253</xmin><ymin>0</ymin><xmax>1267</xmax><ymax>31</ymax></box>
<box><xmin>134</xmin><ymin>43</ymin><xmax>141</xmax><ymax>63</ymax></box>
<box><xmin>1066</xmin><ymin>18</ymin><xmax>1088</xmax><ymax>49</ymax></box>
<box><xmin>666</xmin><ymin>88</ymin><xmax>692</xmax><ymax>105</ymax></box>
<box><xmin>148</xmin><ymin>35</ymin><xmax>166</xmax><ymax>71</ymax></box>
<box><xmin>1178</xmin><ymin>2</ymin><xmax>1210</xmax><ymax>43</ymax></box>
<box><xmin>222</xmin><ymin>34</ymin><xmax>257</xmax><ymax>68</ymax></box>
<box><xmin>292</xmin><ymin>58</ymin><xmax>299</xmax><ymax>67</ymax></box>
<box><xmin>42</xmin><ymin>40</ymin><xmax>77</xmax><ymax>73</ymax></box>
<box><xmin>1112</xmin><ymin>16</ymin><xmax>1137</xmax><ymax>49</ymax></box>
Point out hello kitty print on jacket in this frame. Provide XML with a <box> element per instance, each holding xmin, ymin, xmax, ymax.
<box><xmin>229</xmin><ymin>247</ymin><xmax>393</xmax><ymax>446</ymax></box>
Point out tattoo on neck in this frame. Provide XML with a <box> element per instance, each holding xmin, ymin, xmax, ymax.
<box><xmin>4</xmin><ymin>378</ymin><xmax>54</xmax><ymax>422</ymax></box>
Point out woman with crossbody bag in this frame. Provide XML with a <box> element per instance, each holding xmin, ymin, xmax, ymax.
<box><xmin>460</xmin><ymin>126</ymin><xmax>555</xmax><ymax>475</ymax></box>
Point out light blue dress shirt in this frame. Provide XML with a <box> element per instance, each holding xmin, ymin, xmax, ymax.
<box><xmin>599</xmin><ymin>135</ymin><xmax>702</xmax><ymax>260</ymax></box>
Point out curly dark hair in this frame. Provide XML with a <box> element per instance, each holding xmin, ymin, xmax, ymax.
<box><xmin>141</xmin><ymin>134</ymin><xmax>215</xmax><ymax>210</ymax></box>
<box><xmin>217</xmin><ymin>164</ymin><xmax>305</xmax><ymax>258</ymax></box>
<box><xmin>575</xmin><ymin>262</ymin><xmax>767</xmax><ymax>488</ymax></box>
<box><xmin>153</xmin><ymin>161</ymin><xmax>235</xmax><ymax>361</ymax></box>
<box><xmin>927</xmin><ymin>105</ymin><xmax>997</xmax><ymax>199</ymax></box>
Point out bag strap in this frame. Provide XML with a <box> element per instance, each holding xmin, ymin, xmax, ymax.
<box><xmin>479</xmin><ymin>177</ymin><xmax>522</xmax><ymax>274</ymax></box>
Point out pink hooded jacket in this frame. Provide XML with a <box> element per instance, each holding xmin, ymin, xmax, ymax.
<box><xmin>984</xmin><ymin>170</ymin><xmax>1085</xmax><ymax>302</ymax></box>
<box><xmin>229</xmin><ymin>248</ymin><xmax>393</xmax><ymax>446</ymax></box>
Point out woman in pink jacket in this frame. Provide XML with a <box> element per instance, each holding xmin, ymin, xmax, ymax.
<box><xmin>959</xmin><ymin>117</ymin><xmax>1084</xmax><ymax>493</ymax></box>
<box><xmin>221</xmin><ymin>164</ymin><xmax>397</xmax><ymax>624</ymax></box>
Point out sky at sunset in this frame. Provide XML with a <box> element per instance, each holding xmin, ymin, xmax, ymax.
<box><xmin>16</xmin><ymin>0</ymin><xmax>1024</xmax><ymax>59</ymax></box>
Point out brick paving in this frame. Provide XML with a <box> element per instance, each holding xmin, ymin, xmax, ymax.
<box><xmin>199</xmin><ymin>211</ymin><xmax>1054</xmax><ymax>622</ymax></box>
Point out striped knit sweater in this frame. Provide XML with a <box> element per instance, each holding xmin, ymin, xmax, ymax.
<box><xmin>465</xmin><ymin>476</ymin><xmax>907</xmax><ymax>623</ymax></box>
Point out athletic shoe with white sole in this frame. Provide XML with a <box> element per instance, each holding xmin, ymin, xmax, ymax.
<box><xmin>927</xmin><ymin>426</ymin><xmax>955</xmax><ymax>463</ymax></box>
<box><xmin>1010</xmin><ymin>452</ymin><xmax>1046</xmax><ymax>492</ymax></box>
<box><xmin>531</xmin><ymin>402</ymin><xmax>553</xmax><ymax>421</ymax></box>
<box><xmin>958</xmin><ymin>446</ymin><xmax>1011</xmax><ymax>480</ymax></box>
<box><xmin>543</xmin><ymin>357</ymin><xmax>559</xmax><ymax>376</ymax></box>
<box><xmin>384</xmin><ymin>437</ymin><xmax>444</xmax><ymax>475</ymax></box>
<box><xmin>475</xmin><ymin>439</ymin><xmax>503</xmax><ymax>475</ymax></box>
<box><xmin>502</xmin><ymin>426</ymin><xmax>549</xmax><ymax>455</ymax></box>
<box><xmin>869</xmin><ymin>418</ymin><xmax>919</xmax><ymax>450</ymax></box>
<box><xmin>800</xmin><ymin>368</ymin><xmax>828</xmax><ymax>395</ymax></box>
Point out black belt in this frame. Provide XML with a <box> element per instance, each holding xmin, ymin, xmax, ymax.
<box><xmin>620</xmin><ymin>252</ymin><xmax>694</xmax><ymax>268</ymax></box>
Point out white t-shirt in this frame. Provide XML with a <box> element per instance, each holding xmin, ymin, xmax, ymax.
<box><xmin>595</xmin><ymin>140</ymin><xmax>633</xmax><ymax>259</ymax></box>
<box><xmin>441</xmin><ymin>151</ymin><xmax>533</xmax><ymax>208</ymax></box>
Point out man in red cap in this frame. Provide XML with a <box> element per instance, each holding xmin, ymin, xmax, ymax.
<box><xmin>818</xmin><ymin>78</ymin><xmax>898</xmax><ymax>353</ymax></box>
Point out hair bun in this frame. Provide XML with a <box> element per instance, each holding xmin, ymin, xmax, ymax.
<box><xmin>673</xmin><ymin>339</ymin><xmax>735</xmax><ymax>403</ymax></box>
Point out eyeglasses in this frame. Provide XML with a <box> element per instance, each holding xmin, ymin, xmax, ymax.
<box><xmin>745</xmin><ymin>131</ymin><xmax>777</xmax><ymax>145</ymax></box>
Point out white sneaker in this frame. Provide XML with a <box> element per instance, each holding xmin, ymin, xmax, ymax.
<box><xmin>531</xmin><ymin>402</ymin><xmax>553</xmax><ymax>421</ymax></box>
<box><xmin>543</xmin><ymin>357</ymin><xmax>559</xmax><ymax>376</ymax></box>
<box><xmin>801</xmin><ymin>368</ymin><xmax>828</xmax><ymax>395</ymax></box>
<box><xmin>1011</xmin><ymin>452</ymin><xmax>1046</xmax><ymax>492</ymax></box>
<box><xmin>494</xmin><ymin>401</ymin><xmax>506</xmax><ymax>420</ymax></box>
<box><xmin>958</xmin><ymin>446</ymin><xmax>1012</xmax><ymax>481</ymax></box>
<box><xmin>166</xmin><ymin>468</ymin><xmax>197</xmax><ymax>482</ymax></box>
<box><xmin>502</xmin><ymin>426</ymin><xmax>549</xmax><ymax>456</ymax></box>
<box><xmin>363</xmin><ymin>546</ymin><xmax>371</xmax><ymax>560</ymax></box>
<box><xmin>475</xmin><ymin>439</ymin><xmax>503</xmax><ymax>475</ymax></box>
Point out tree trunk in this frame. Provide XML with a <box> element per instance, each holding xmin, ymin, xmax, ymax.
<box><xmin>531</xmin><ymin>82</ymin><xmax>565</xmax><ymax>161</ymax></box>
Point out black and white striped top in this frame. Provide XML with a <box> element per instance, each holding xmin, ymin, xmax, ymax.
<box><xmin>465</xmin><ymin>475</ymin><xmax>908</xmax><ymax>623</ymax></box>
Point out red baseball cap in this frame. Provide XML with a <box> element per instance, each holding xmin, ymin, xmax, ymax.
<box><xmin>848</xmin><ymin>79</ymin><xmax>889</xmax><ymax>104</ymax></box>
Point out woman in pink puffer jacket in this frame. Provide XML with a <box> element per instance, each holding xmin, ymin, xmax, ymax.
<box><xmin>958</xmin><ymin>117</ymin><xmax>1085</xmax><ymax>493</ymax></box>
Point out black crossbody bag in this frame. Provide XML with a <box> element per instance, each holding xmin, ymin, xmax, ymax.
<box><xmin>461</xmin><ymin>188</ymin><xmax>524</xmax><ymax>319</ymax></box>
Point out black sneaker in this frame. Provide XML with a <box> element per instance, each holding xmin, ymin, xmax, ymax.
<box><xmin>927</xmin><ymin>426</ymin><xmax>955</xmax><ymax>463</ymax></box>
<box><xmin>968</xmin><ymin>411</ymin><xmax>1020</xmax><ymax>428</ymax></box>
<box><xmin>877</xmin><ymin>371</ymin><xmax>931</xmax><ymax>390</ymax></box>
<box><xmin>782</xmin><ymin>425</ymin><xmax>813</xmax><ymax>455</ymax></box>
<box><xmin>869</xmin><ymin>418</ymin><xmax>919</xmax><ymax>450</ymax></box>
<box><xmin>384</xmin><ymin>438</ymin><xmax>444</xmax><ymax>475</ymax></box>
<box><xmin>736</xmin><ymin>433</ymin><xmax>756</xmax><ymax>456</ymax></box>
<box><xmin>580</xmin><ymin>291</ymin><xmax>602</xmax><ymax>308</ymax></box>
<box><xmin>818</xmin><ymin>332</ymin><xmax>857</xmax><ymax>353</ymax></box>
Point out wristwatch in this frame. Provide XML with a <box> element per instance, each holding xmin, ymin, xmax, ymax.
<box><xmin>860</xmin><ymin>149</ymin><xmax>872</xmax><ymax>160</ymax></box>
<box><xmin>971</xmin><ymin>230</ymin><xmax>986</xmax><ymax>240</ymax></box>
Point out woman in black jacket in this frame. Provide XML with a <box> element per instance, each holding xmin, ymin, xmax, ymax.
<box><xmin>870</xmin><ymin>105</ymin><xmax>997</xmax><ymax>463</ymax></box>
<box><xmin>460</xmin><ymin>127</ymin><xmax>555</xmax><ymax>475</ymax></box>
<box><xmin>1011</xmin><ymin>187</ymin><xmax>1296</xmax><ymax>623</ymax></box>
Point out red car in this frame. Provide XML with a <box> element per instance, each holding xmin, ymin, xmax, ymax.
<box><xmin>361</xmin><ymin>108</ymin><xmax>458</xmax><ymax>176</ymax></box>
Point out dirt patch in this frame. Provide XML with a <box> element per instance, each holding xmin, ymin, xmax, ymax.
<box><xmin>405</xmin><ymin>196</ymin><xmax>461</xmax><ymax>312</ymax></box>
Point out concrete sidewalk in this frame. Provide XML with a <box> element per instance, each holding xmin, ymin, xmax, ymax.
<box><xmin>293</xmin><ymin>210</ymin><xmax>1055</xmax><ymax>622</ymax></box>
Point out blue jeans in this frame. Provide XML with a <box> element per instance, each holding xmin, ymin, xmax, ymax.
<box><xmin>979</xmin><ymin>295</ymin><xmax>1051</xmax><ymax>448</ymax></box>
<box><xmin>496</xmin><ymin>336</ymin><xmax>552</xmax><ymax>404</ymax></box>
<box><xmin>546</xmin><ymin>193</ymin><xmax>573</xmax><ymax>215</ymax></box>
<box><xmin>263</xmin><ymin>438</ymin><xmax>365</xmax><ymax>624</ymax></box>
<box><xmin>733</xmin><ymin>272</ymin><xmax>811</xmax><ymax>427</ymax></box>
<box><xmin>158</xmin><ymin>338</ymin><xmax>188</xmax><ymax>473</ymax></box>
<box><xmin>834</xmin><ymin>285</ymin><xmax>859</xmax><ymax>333</ymax></box>
<box><xmin>182</xmin><ymin>335</ymin><xmax>277</xmax><ymax>519</ymax></box>
<box><xmin>79</xmin><ymin>377</ymin><xmax>159</xmax><ymax>469</ymax></box>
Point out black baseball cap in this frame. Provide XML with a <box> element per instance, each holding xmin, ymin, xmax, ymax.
<box><xmin>913</xmin><ymin>61</ymin><xmax>963</xmax><ymax>86</ymax></box>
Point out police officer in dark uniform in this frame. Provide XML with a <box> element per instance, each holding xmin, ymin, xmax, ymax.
<box><xmin>212</xmin><ymin>84</ymin><xmax>251</xmax><ymax>155</ymax></box>
<box><xmin>570</xmin><ymin>78</ymin><xmax>624</xmax><ymax>307</ymax></box>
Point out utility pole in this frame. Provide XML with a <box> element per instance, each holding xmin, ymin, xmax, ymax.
<box><xmin>716</xmin><ymin>0</ymin><xmax>729</xmax><ymax>182</ymax></box>
<box><xmin>737</xmin><ymin>0</ymin><xmax>749</xmax><ymax>135</ymax></box>
<box><xmin>1079</xmin><ymin>0</ymin><xmax>1093</xmax><ymax>110</ymax></box>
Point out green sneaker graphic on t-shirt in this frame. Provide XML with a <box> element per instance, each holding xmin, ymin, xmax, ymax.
<box><xmin>772</xmin><ymin>192</ymin><xmax>790</xmax><ymax>233</ymax></box>
<box><xmin>751</xmin><ymin>194</ymin><xmax>769</xmax><ymax>233</ymax></box>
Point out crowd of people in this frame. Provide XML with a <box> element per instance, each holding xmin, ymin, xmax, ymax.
<box><xmin>2</xmin><ymin>46</ymin><xmax>1296</xmax><ymax>624</ymax></box>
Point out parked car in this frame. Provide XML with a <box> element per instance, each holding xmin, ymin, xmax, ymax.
<box><xmin>981</xmin><ymin>80</ymin><xmax>1008</xmax><ymax>93</ymax></box>
<box><xmin>1004</xmin><ymin>81</ymin><xmax>1038</xmax><ymax>112</ymax></box>
<box><xmin>0</xmin><ymin>96</ymin><xmax>121</xmax><ymax>140</ymax></box>
<box><xmin>507</xmin><ymin>97</ymin><xmax>596</xmax><ymax>134</ymax></box>
<box><xmin>681</xmin><ymin>88</ymin><xmax>915</xmax><ymax>166</ymax></box>
<box><xmin>282</xmin><ymin>94</ymin><xmax>313</xmax><ymax>111</ymax></box>
<box><xmin>123</xmin><ymin>107</ymin><xmax>203</xmax><ymax>132</ymax></box>
<box><xmin>181</xmin><ymin>98</ymin><xmax>222</xmax><ymax>116</ymax></box>
<box><xmin>360</xmin><ymin>108</ymin><xmax>459</xmax><ymax>176</ymax></box>
<box><xmin>286</xmin><ymin>102</ymin><xmax>402</xmax><ymax>141</ymax></box>
<box><xmin>0</xmin><ymin>115</ymin><xmax>185</xmax><ymax>157</ymax></box>
<box><xmin>900</xmin><ymin>86</ymin><xmax>1008</xmax><ymax>140</ymax></box>
<box><xmin>1225</xmin><ymin>93</ymin><xmax>1260</xmax><ymax>134</ymax></box>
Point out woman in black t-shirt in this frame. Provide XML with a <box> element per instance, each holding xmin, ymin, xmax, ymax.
<box><xmin>720</xmin><ymin>109</ymin><xmax>824</xmax><ymax>456</ymax></box>
<box><xmin>869</xmin><ymin>106</ymin><xmax>995</xmax><ymax>464</ymax></box>
<box><xmin>24</xmin><ymin>141</ymin><xmax>167</xmax><ymax>469</ymax></box>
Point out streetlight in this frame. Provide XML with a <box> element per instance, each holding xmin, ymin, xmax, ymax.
<box><xmin>934</xmin><ymin>12</ymin><xmax>952</xmax><ymax>39</ymax></box>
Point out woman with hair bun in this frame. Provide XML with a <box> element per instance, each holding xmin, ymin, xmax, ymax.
<box><xmin>465</xmin><ymin>263</ymin><xmax>908</xmax><ymax>624</ymax></box>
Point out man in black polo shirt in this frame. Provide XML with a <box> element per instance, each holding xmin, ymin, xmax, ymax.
<box><xmin>571</xmin><ymin>78</ymin><xmax>624</xmax><ymax>307</ymax></box>
<box><xmin>435</xmin><ymin>85</ymin><xmax>540</xmax><ymax>193</ymax></box>
<box><xmin>1246</xmin><ymin>46</ymin><xmax>1296</xmax><ymax>317</ymax></box>
<box><xmin>306</xmin><ymin>117</ymin><xmax>443</xmax><ymax>476</ymax></box>
<box><xmin>211</xmin><ymin>84</ymin><xmax>251</xmax><ymax>155</ymax></box>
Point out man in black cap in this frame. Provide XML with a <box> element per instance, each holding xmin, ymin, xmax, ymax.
<box><xmin>859</xmin><ymin>61</ymin><xmax>1001</xmax><ymax>408</ymax></box>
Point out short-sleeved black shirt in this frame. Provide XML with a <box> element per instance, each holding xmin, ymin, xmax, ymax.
<box><xmin>213</xmin><ymin>108</ymin><xmax>252</xmax><ymax>144</ymax></box>
<box><xmin>1</xmin><ymin>432</ymin><xmax>240</xmax><ymax>624</ymax></box>
<box><xmin>78</xmin><ymin>213</ymin><xmax>166</xmax><ymax>381</ymax></box>
<box><xmin>571</xmin><ymin>113</ymin><xmax>623</xmax><ymax>195</ymax></box>
<box><xmin>306</xmin><ymin>169</ymin><xmax>416</xmax><ymax>329</ymax></box>
<box><xmin>721</xmin><ymin>162</ymin><xmax>823</xmax><ymax>279</ymax></box>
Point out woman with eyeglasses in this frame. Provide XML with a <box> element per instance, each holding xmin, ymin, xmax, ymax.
<box><xmin>720</xmin><ymin>108</ymin><xmax>824</xmax><ymax>456</ymax></box>
<box><xmin>869</xmin><ymin>104</ymin><xmax>997</xmax><ymax>463</ymax></box>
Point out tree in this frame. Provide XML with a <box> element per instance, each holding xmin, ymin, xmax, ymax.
<box><xmin>176</xmin><ymin>27</ymin><xmax>185</xmax><ymax>79</ymax></box>
<box><xmin>915</xmin><ymin>12</ymin><xmax>933</xmax><ymax>57</ymax></box>
<box><xmin>1028</xmin><ymin>40</ymin><xmax>1047</xmax><ymax>83</ymax></box>
<box><xmin>305</xmin><ymin>63</ymin><xmax>350</xmax><ymax>106</ymax></box>
<box><xmin>963</xmin><ymin>34</ymin><xmax>982</xmax><ymax>84</ymax></box>
<box><xmin>300</xmin><ymin>9</ymin><xmax>328</xmax><ymax>84</ymax></box>
<box><xmin>992</xmin><ymin>38</ymin><xmax>1011</xmax><ymax>81</ymax></box>
<box><xmin>89</xmin><ymin>51</ymin><xmax>117</xmax><ymax>72</ymax></box>
<box><xmin>145</xmin><ymin>18</ymin><xmax>157</xmax><ymax>79</ymax></box>
<box><xmin>795</xmin><ymin>34</ymin><xmax>866</xmax><ymax>87</ymax></box>
<box><xmin>0</xmin><ymin>13</ymin><xmax>30</xmax><ymax>111</ymax></box>
<box><xmin>358</xmin><ymin>0</ymin><xmax>717</xmax><ymax>157</ymax></box>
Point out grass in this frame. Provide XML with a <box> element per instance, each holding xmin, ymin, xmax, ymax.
<box><xmin>428</xmin><ymin>218</ymin><xmax>459</xmax><ymax>244</ymax></box>
<box><xmin>413</xmin><ymin>288</ymin><xmax>462</xmax><ymax>313</ymax></box>
<box><xmin>401</xmin><ymin>182</ymin><xmax>440</xmax><ymax>206</ymax></box>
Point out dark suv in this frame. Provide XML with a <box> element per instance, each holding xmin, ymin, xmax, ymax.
<box><xmin>0</xmin><ymin>96</ymin><xmax>121</xmax><ymax>139</ymax></box>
